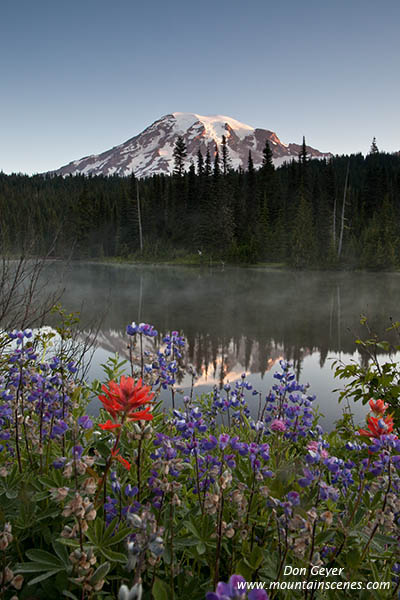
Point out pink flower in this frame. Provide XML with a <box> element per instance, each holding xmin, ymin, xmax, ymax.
<box><xmin>307</xmin><ymin>441</ymin><xmax>329</xmax><ymax>459</ymax></box>
<box><xmin>270</xmin><ymin>419</ymin><xmax>286</xmax><ymax>432</ymax></box>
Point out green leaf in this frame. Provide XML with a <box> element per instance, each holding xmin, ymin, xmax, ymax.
<box><xmin>248</xmin><ymin>545</ymin><xmax>264</xmax><ymax>570</ymax></box>
<box><xmin>152</xmin><ymin>578</ymin><xmax>171</xmax><ymax>600</ymax></box>
<box><xmin>28</xmin><ymin>570</ymin><xmax>61</xmax><ymax>585</ymax></box>
<box><xmin>34</xmin><ymin>491</ymin><xmax>50</xmax><ymax>501</ymax></box>
<box><xmin>56</xmin><ymin>537</ymin><xmax>81</xmax><ymax>548</ymax></box>
<box><xmin>102</xmin><ymin>517</ymin><xmax>120</xmax><ymax>544</ymax></box>
<box><xmin>234</xmin><ymin>559</ymin><xmax>252</xmax><ymax>582</ymax></box>
<box><xmin>104</xmin><ymin>525</ymin><xmax>131</xmax><ymax>547</ymax></box>
<box><xmin>90</xmin><ymin>562</ymin><xmax>110</xmax><ymax>585</ymax></box>
<box><xmin>183</xmin><ymin>520</ymin><xmax>201</xmax><ymax>540</ymax></box>
<box><xmin>100</xmin><ymin>547</ymin><xmax>127</xmax><ymax>563</ymax></box>
<box><xmin>16</xmin><ymin>562</ymin><xmax>56</xmax><ymax>573</ymax></box>
<box><xmin>346</xmin><ymin>548</ymin><xmax>361</xmax><ymax>569</ymax></box>
<box><xmin>196</xmin><ymin>542</ymin><xmax>206</xmax><ymax>555</ymax></box>
<box><xmin>94</xmin><ymin>514</ymin><xmax>104</xmax><ymax>541</ymax></box>
<box><xmin>373</xmin><ymin>533</ymin><xmax>398</xmax><ymax>546</ymax></box>
<box><xmin>315</xmin><ymin>530</ymin><xmax>335</xmax><ymax>545</ymax></box>
<box><xmin>37</xmin><ymin>507</ymin><xmax>61</xmax><ymax>521</ymax></box>
<box><xmin>174</xmin><ymin>536</ymin><xmax>199</xmax><ymax>549</ymax></box>
<box><xmin>53</xmin><ymin>540</ymin><xmax>71</xmax><ymax>566</ymax></box>
<box><xmin>26</xmin><ymin>549</ymin><xmax>63</xmax><ymax>567</ymax></box>
<box><xmin>62</xmin><ymin>591</ymin><xmax>79</xmax><ymax>600</ymax></box>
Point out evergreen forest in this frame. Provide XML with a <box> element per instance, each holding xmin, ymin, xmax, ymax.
<box><xmin>1</xmin><ymin>138</ymin><xmax>400</xmax><ymax>269</ymax></box>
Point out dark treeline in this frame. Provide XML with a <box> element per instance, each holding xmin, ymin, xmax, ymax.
<box><xmin>1</xmin><ymin>138</ymin><xmax>400</xmax><ymax>268</ymax></box>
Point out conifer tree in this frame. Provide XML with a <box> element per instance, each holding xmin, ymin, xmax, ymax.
<box><xmin>204</xmin><ymin>148</ymin><xmax>212</xmax><ymax>177</ymax></box>
<box><xmin>370</xmin><ymin>137</ymin><xmax>379</xmax><ymax>154</ymax></box>
<box><xmin>173</xmin><ymin>136</ymin><xmax>187</xmax><ymax>176</ymax></box>
<box><xmin>290</xmin><ymin>194</ymin><xmax>316</xmax><ymax>268</ymax></box>
<box><xmin>213</xmin><ymin>144</ymin><xmax>220</xmax><ymax>177</ymax></box>
<box><xmin>197</xmin><ymin>149</ymin><xmax>204</xmax><ymax>176</ymax></box>
<box><xmin>299</xmin><ymin>136</ymin><xmax>309</xmax><ymax>164</ymax></box>
<box><xmin>247</xmin><ymin>150</ymin><xmax>254</xmax><ymax>174</ymax></box>
<box><xmin>221</xmin><ymin>135</ymin><xmax>231</xmax><ymax>175</ymax></box>
<box><xmin>262</xmin><ymin>139</ymin><xmax>274</xmax><ymax>172</ymax></box>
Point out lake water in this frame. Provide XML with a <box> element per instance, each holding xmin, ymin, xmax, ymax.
<box><xmin>48</xmin><ymin>263</ymin><xmax>400</xmax><ymax>430</ymax></box>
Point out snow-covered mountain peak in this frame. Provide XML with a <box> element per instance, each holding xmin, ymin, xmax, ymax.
<box><xmin>52</xmin><ymin>112</ymin><xmax>332</xmax><ymax>178</ymax></box>
<box><xmin>171</xmin><ymin>112</ymin><xmax>255</xmax><ymax>142</ymax></box>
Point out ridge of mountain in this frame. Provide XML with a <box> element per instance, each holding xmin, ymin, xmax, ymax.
<box><xmin>52</xmin><ymin>112</ymin><xmax>332</xmax><ymax>178</ymax></box>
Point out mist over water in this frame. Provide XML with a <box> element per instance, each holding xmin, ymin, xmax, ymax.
<box><xmin>46</xmin><ymin>263</ymin><xmax>400</xmax><ymax>429</ymax></box>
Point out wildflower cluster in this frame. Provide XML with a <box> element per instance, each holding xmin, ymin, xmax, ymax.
<box><xmin>1</xmin><ymin>323</ymin><xmax>400</xmax><ymax>600</ymax></box>
<box><xmin>0</xmin><ymin>329</ymin><xmax>78</xmax><ymax>472</ymax></box>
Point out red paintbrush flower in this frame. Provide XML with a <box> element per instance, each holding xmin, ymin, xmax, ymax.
<box><xmin>359</xmin><ymin>414</ymin><xmax>394</xmax><ymax>439</ymax></box>
<box><xmin>99</xmin><ymin>376</ymin><xmax>154</xmax><ymax>422</ymax></box>
<box><xmin>368</xmin><ymin>398</ymin><xmax>388</xmax><ymax>416</ymax></box>
<box><xmin>111</xmin><ymin>448</ymin><xmax>131</xmax><ymax>470</ymax></box>
<box><xmin>98</xmin><ymin>420</ymin><xmax>122</xmax><ymax>430</ymax></box>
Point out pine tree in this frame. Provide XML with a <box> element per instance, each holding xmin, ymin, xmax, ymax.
<box><xmin>242</xmin><ymin>151</ymin><xmax>259</xmax><ymax>261</ymax></box>
<box><xmin>299</xmin><ymin>136</ymin><xmax>309</xmax><ymax>164</ymax></box>
<box><xmin>290</xmin><ymin>194</ymin><xmax>316</xmax><ymax>268</ymax></box>
<box><xmin>204</xmin><ymin>148</ymin><xmax>212</xmax><ymax>177</ymax></box>
<box><xmin>247</xmin><ymin>150</ymin><xmax>254</xmax><ymax>174</ymax></box>
<box><xmin>221</xmin><ymin>135</ymin><xmax>231</xmax><ymax>175</ymax></box>
<box><xmin>370</xmin><ymin>137</ymin><xmax>379</xmax><ymax>154</ymax></box>
<box><xmin>197</xmin><ymin>149</ymin><xmax>204</xmax><ymax>176</ymax></box>
<box><xmin>213</xmin><ymin>144</ymin><xmax>220</xmax><ymax>177</ymax></box>
<box><xmin>262</xmin><ymin>139</ymin><xmax>274</xmax><ymax>172</ymax></box>
<box><xmin>173</xmin><ymin>136</ymin><xmax>187</xmax><ymax>176</ymax></box>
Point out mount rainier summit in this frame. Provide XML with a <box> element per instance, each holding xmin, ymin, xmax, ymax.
<box><xmin>53</xmin><ymin>112</ymin><xmax>332</xmax><ymax>178</ymax></box>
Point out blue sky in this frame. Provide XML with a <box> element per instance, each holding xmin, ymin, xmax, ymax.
<box><xmin>1</xmin><ymin>0</ymin><xmax>399</xmax><ymax>174</ymax></box>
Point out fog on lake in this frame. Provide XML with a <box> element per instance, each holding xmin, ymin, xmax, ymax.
<box><xmin>46</xmin><ymin>263</ymin><xmax>400</xmax><ymax>429</ymax></box>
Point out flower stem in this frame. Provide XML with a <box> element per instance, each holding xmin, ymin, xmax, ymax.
<box><xmin>360</xmin><ymin>460</ymin><xmax>392</xmax><ymax>561</ymax></box>
<box><xmin>213</xmin><ymin>491</ymin><xmax>224</xmax><ymax>590</ymax></box>
<box><xmin>137</xmin><ymin>436</ymin><xmax>142</xmax><ymax>502</ymax></box>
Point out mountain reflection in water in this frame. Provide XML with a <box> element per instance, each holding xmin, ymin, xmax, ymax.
<box><xmin>46</xmin><ymin>263</ymin><xmax>400</xmax><ymax>428</ymax></box>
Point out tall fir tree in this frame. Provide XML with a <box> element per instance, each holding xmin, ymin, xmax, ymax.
<box><xmin>221</xmin><ymin>135</ymin><xmax>231</xmax><ymax>175</ymax></box>
<box><xmin>299</xmin><ymin>136</ymin><xmax>309</xmax><ymax>164</ymax></box>
<box><xmin>370</xmin><ymin>137</ymin><xmax>379</xmax><ymax>154</ymax></box>
<box><xmin>262</xmin><ymin>139</ymin><xmax>274</xmax><ymax>172</ymax></box>
<box><xmin>196</xmin><ymin>149</ymin><xmax>204</xmax><ymax>176</ymax></box>
<box><xmin>290</xmin><ymin>194</ymin><xmax>316</xmax><ymax>268</ymax></box>
<box><xmin>173</xmin><ymin>136</ymin><xmax>187</xmax><ymax>177</ymax></box>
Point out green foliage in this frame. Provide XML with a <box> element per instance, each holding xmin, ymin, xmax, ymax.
<box><xmin>333</xmin><ymin>316</ymin><xmax>400</xmax><ymax>422</ymax></box>
<box><xmin>1</xmin><ymin>152</ymin><xmax>400</xmax><ymax>267</ymax></box>
<box><xmin>1</xmin><ymin>320</ymin><xmax>400</xmax><ymax>599</ymax></box>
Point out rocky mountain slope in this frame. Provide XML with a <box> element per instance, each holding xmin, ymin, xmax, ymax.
<box><xmin>53</xmin><ymin>112</ymin><xmax>332</xmax><ymax>178</ymax></box>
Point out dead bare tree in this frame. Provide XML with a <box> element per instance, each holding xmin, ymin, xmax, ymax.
<box><xmin>0</xmin><ymin>253</ymin><xmax>64</xmax><ymax>332</ymax></box>
<box><xmin>337</xmin><ymin>161</ymin><xmax>350</xmax><ymax>259</ymax></box>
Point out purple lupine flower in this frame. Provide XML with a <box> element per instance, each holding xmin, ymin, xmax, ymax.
<box><xmin>52</xmin><ymin>420</ymin><xmax>69</xmax><ymax>437</ymax></box>
<box><xmin>298</xmin><ymin>468</ymin><xmax>316</xmax><ymax>488</ymax></box>
<box><xmin>126</xmin><ymin>322</ymin><xmax>139</xmax><ymax>335</ymax></box>
<box><xmin>287</xmin><ymin>491</ymin><xmax>300</xmax><ymax>506</ymax></box>
<box><xmin>124</xmin><ymin>484</ymin><xmax>138</xmax><ymax>498</ymax></box>
<box><xmin>72</xmin><ymin>445</ymin><xmax>83</xmax><ymax>460</ymax></box>
<box><xmin>78</xmin><ymin>415</ymin><xmax>93</xmax><ymax>429</ymax></box>
<box><xmin>319</xmin><ymin>481</ymin><xmax>339</xmax><ymax>502</ymax></box>
<box><xmin>110</xmin><ymin>471</ymin><xmax>121</xmax><ymax>494</ymax></box>
<box><xmin>206</xmin><ymin>574</ymin><xmax>269</xmax><ymax>599</ymax></box>
<box><xmin>219</xmin><ymin>433</ymin><xmax>230</xmax><ymax>449</ymax></box>
<box><xmin>202</xmin><ymin>435</ymin><xmax>218</xmax><ymax>451</ymax></box>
